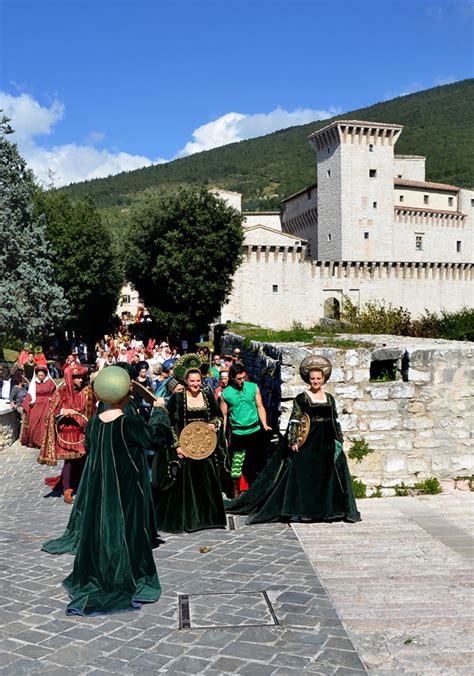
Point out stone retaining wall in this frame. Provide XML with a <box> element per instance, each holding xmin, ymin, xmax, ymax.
<box><xmin>221</xmin><ymin>333</ymin><xmax>473</xmax><ymax>489</ymax></box>
<box><xmin>0</xmin><ymin>407</ymin><xmax>20</xmax><ymax>451</ymax></box>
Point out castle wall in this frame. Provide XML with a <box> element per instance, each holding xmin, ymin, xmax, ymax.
<box><xmin>281</xmin><ymin>187</ymin><xmax>318</xmax><ymax>256</ymax></box>
<box><xmin>316</xmin><ymin>142</ymin><xmax>343</xmax><ymax>259</ymax></box>
<box><xmin>243</xmin><ymin>212</ymin><xmax>282</xmax><ymax>230</ymax></box>
<box><xmin>220</xmin><ymin>335</ymin><xmax>474</xmax><ymax>490</ymax></box>
<box><xmin>222</xmin><ymin>249</ymin><xmax>473</xmax><ymax>329</ymax></box>
<box><xmin>394</xmin><ymin>155</ymin><xmax>426</xmax><ymax>181</ymax></box>
<box><xmin>395</xmin><ymin>185</ymin><xmax>459</xmax><ymax>211</ymax></box>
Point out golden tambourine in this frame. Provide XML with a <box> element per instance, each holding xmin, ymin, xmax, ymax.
<box><xmin>296</xmin><ymin>413</ymin><xmax>311</xmax><ymax>447</ymax></box>
<box><xmin>55</xmin><ymin>411</ymin><xmax>88</xmax><ymax>446</ymax></box>
<box><xmin>179</xmin><ymin>421</ymin><xmax>217</xmax><ymax>460</ymax></box>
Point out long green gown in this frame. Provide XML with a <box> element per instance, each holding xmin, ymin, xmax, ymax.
<box><xmin>225</xmin><ymin>391</ymin><xmax>361</xmax><ymax>524</ymax></box>
<box><xmin>152</xmin><ymin>389</ymin><xmax>228</xmax><ymax>533</ymax></box>
<box><xmin>42</xmin><ymin>407</ymin><xmax>171</xmax><ymax>616</ymax></box>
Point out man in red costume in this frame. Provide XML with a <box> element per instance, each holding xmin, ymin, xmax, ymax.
<box><xmin>21</xmin><ymin>365</ymin><xmax>57</xmax><ymax>448</ymax></box>
<box><xmin>38</xmin><ymin>365</ymin><xmax>95</xmax><ymax>503</ymax></box>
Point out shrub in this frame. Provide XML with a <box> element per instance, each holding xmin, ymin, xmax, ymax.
<box><xmin>351</xmin><ymin>477</ymin><xmax>367</xmax><ymax>499</ymax></box>
<box><xmin>348</xmin><ymin>438</ymin><xmax>374</xmax><ymax>464</ymax></box>
<box><xmin>414</xmin><ymin>477</ymin><xmax>442</xmax><ymax>494</ymax></box>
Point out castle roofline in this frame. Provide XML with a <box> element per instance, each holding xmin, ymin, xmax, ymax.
<box><xmin>243</xmin><ymin>210</ymin><xmax>281</xmax><ymax>215</ymax></box>
<box><xmin>395</xmin><ymin>178</ymin><xmax>460</xmax><ymax>192</ymax></box>
<box><xmin>309</xmin><ymin>119</ymin><xmax>404</xmax><ymax>140</ymax></box>
<box><xmin>281</xmin><ymin>181</ymin><xmax>318</xmax><ymax>203</ymax></box>
<box><xmin>395</xmin><ymin>205</ymin><xmax>465</xmax><ymax>218</ymax></box>
<box><xmin>243</xmin><ymin>224</ymin><xmax>307</xmax><ymax>242</ymax></box>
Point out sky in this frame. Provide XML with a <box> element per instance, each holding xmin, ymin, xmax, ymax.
<box><xmin>0</xmin><ymin>0</ymin><xmax>473</xmax><ymax>187</ymax></box>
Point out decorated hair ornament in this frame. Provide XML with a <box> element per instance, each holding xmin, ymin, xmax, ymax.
<box><xmin>299</xmin><ymin>355</ymin><xmax>332</xmax><ymax>384</ymax></box>
<box><xmin>173</xmin><ymin>353</ymin><xmax>205</xmax><ymax>383</ymax></box>
<box><xmin>34</xmin><ymin>345</ymin><xmax>43</xmax><ymax>354</ymax></box>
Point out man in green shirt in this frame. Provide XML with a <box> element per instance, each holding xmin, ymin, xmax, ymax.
<box><xmin>220</xmin><ymin>363</ymin><xmax>271</xmax><ymax>498</ymax></box>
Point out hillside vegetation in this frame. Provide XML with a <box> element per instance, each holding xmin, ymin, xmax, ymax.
<box><xmin>61</xmin><ymin>80</ymin><xmax>474</xmax><ymax>212</ymax></box>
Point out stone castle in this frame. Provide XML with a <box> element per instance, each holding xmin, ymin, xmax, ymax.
<box><xmin>219</xmin><ymin>120</ymin><xmax>473</xmax><ymax>329</ymax></box>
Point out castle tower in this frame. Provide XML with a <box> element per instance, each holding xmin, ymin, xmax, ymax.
<box><xmin>309</xmin><ymin>120</ymin><xmax>403</xmax><ymax>261</ymax></box>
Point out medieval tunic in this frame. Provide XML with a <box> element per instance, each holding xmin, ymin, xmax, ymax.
<box><xmin>226</xmin><ymin>391</ymin><xmax>361</xmax><ymax>524</ymax></box>
<box><xmin>152</xmin><ymin>389</ymin><xmax>227</xmax><ymax>533</ymax></box>
<box><xmin>21</xmin><ymin>376</ymin><xmax>57</xmax><ymax>448</ymax></box>
<box><xmin>42</xmin><ymin>408</ymin><xmax>171</xmax><ymax>616</ymax></box>
<box><xmin>38</xmin><ymin>369</ymin><xmax>94</xmax><ymax>466</ymax></box>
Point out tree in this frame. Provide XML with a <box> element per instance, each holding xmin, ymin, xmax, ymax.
<box><xmin>34</xmin><ymin>191</ymin><xmax>123</xmax><ymax>342</ymax></box>
<box><xmin>0</xmin><ymin>115</ymin><xmax>68</xmax><ymax>349</ymax></box>
<box><xmin>124</xmin><ymin>187</ymin><xmax>244</xmax><ymax>338</ymax></box>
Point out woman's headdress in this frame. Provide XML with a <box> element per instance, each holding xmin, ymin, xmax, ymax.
<box><xmin>173</xmin><ymin>353</ymin><xmax>205</xmax><ymax>383</ymax></box>
<box><xmin>299</xmin><ymin>355</ymin><xmax>332</xmax><ymax>384</ymax></box>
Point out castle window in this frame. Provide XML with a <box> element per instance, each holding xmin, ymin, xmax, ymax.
<box><xmin>423</xmin><ymin>195</ymin><xmax>429</xmax><ymax>205</ymax></box>
<box><xmin>327</xmin><ymin>169</ymin><xmax>331</xmax><ymax>178</ymax></box>
<box><xmin>456</xmin><ymin>241</ymin><xmax>462</xmax><ymax>252</ymax></box>
<box><xmin>364</xmin><ymin>232</ymin><xmax>369</xmax><ymax>239</ymax></box>
<box><xmin>121</xmin><ymin>295</ymin><xmax>131</xmax><ymax>304</ymax></box>
<box><xmin>369</xmin><ymin>169</ymin><xmax>377</xmax><ymax>178</ymax></box>
<box><xmin>307</xmin><ymin>189</ymin><xmax>312</xmax><ymax>200</ymax></box>
<box><xmin>369</xmin><ymin>144</ymin><xmax>374</xmax><ymax>152</ymax></box>
<box><xmin>471</xmin><ymin>199</ymin><xmax>474</xmax><ymax>207</ymax></box>
<box><xmin>272</xmin><ymin>285</ymin><xmax>279</xmax><ymax>293</ymax></box>
<box><xmin>398</xmin><ymin>174</ymin><xmax>402</xmax><ymax>178</ymax></box>
<box><xmin>448</xmin><ymin>196</ymin><xmax>453</xmax><ymax>206</ymax></box>
<box><xmin>416</xmin><ymin>235</ymin><xmax>423</xmax><ymax>250</ymax></box>
<box><xmin>373</xmin><ymin>201</ymin><xmax>377</xmax><ymax>209</ymax></box>
<box><xmin>327</xmin><ymin>147</ymin><xmax>331</xmax><ymax>154</ymax></box>
<box><xmin>399</xmin><ymin>195</ymin><xmax>404</xmax><ymax>203</ymax></box>
<box><xmin>327</xmin><ymin>233</ymin><xmax>332</xmax><ymax>242</ymax></box>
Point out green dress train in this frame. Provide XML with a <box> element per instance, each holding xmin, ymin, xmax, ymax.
<box><xmin>42</xmin><ymin>408</ymin><xmax>171</xmax><ymax>616</ymax></box>
<box><xmin>152</xmin><ymin>389</ymin><xmax>228</xmax><ymax>533</ymax></box>
<box><xmin>226</xmin><ymin>391</ymin><xmax>361</xmax><ymax>524</ymax></box>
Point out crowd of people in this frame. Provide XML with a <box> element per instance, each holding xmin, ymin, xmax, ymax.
<box><xmin>1</xmin><ymin>332</ymin><xmax>360</xmax><ymax>616</ymax></box>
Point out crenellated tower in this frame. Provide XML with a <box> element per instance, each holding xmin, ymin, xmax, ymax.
<box><xmin>309</xmin><ymin>120</ymin><xmax>403</xmax><ymax>261</ymax></box>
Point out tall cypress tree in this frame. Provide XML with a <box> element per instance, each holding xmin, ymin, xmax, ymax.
<box><xmin>0</xmin><ymin>116</ymin><xmax>68</xmax><ymax>350</ymax></box>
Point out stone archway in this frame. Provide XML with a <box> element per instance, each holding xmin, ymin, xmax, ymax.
<box><xmin>324</xmin><ymin>297</ymin><xmax>341</xmax><ymax>320</ymax></box>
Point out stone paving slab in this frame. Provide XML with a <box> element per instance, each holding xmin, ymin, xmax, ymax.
<box><xmin>0</xmin><ymin>442</ymin><xmax>366</xmax><ymax>674</ymax></box>
<box><xmin>294</xmin><ymin>493</ymin><xmax>474</xmax><ymax>674</ymax></box>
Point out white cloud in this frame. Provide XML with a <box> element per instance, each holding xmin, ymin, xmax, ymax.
<box><xmin>384</xmin><ymin>82</ymin><xmax>424</xmax><ymax>100</ymax></box>
<box><xmin>177</xmin><ymin>106</ymin><xmax>341</xmax><ymax>156</ymax></box>
<box><xmin>0</xmin><ymin>91</ymin><xmax>156</xmax><ymax>187</ymax></box>
<box><xmin>434</xmin><ymin>75</ymin><xmax>456</xmax><ymax>86</ymax></box>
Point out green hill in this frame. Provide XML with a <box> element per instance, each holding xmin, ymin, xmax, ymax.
<box><xmin>62</xmin><ymin>80</ymin><xmax>474</xmax><ymax>212</ymax></box>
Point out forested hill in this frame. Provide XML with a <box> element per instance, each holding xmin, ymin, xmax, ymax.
<box><xmin>61</xmin><ymin>80</ymin><xmax>474</xmax><ymax>211</ymax></box>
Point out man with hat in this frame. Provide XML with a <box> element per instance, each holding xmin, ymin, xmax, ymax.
<box><xmin>42</xmin><ymin>366</ymin><xmax>171</xmax><ymax>616</ymax></box>
<box><xmin>38</xmin><ymin>365</ymin><xmax>95</xmax><ymax>503</ymax></box>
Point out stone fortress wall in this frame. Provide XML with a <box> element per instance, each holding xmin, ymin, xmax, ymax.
<box><xmin>221</xmin><ymin>332</ymin><xmax>474</xmax><ymax>492</ymax></box>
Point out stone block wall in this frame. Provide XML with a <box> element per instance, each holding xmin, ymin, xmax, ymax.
<box><xmin>221</xmin><ymin>333</ymin><xmax>474</xmax><ymax>488</ymax></box>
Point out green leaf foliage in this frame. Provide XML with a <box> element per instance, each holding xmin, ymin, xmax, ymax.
<box><xmin>34</xmin><ymin>191</ymin><xmax>123</xmax><ymax>340</ymax></box>
<box><xmin>60</xmin><ymin>80</ymin><xmax>474</xmax><ymax>211</ymax></box>
<box><xmin>0</xmin><ymin>115</ymin><xmax>69</xmax><ymax>341</ymax></box>
<box><xmin>123</xmin><ymin>187</ymin><xmax>244</xmax><ymax>338</ymax></box>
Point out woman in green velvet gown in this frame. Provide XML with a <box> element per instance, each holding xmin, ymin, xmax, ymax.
<box><xmin>152</xmin><ymin>368</ymin><xmax>228</xmax><ymax>533</ymax></box>
<box><xmin>42</xmin><ymin>367</ymin><xmax>172</xmax><ymax>616</ymax></box>
<box><xmin>226</xmin><ymin>360</ymin><xmax>361</xmax><ymax>525</ymax></box>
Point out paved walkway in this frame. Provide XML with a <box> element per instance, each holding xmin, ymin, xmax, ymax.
<box><xmin>1</xmin><ymin>441</ymin><xmax>473</xmax><ymax>674</ymax></box>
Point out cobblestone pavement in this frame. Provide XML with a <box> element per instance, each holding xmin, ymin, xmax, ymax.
<box><xmin>0</xmin><ymin>442</ymin><xmax>366</xmax><ymax>675</ymax></box>
<box><xmin>294</xmin><ymin>492</ymin><xmax>474</xmax><ymax>674</ymax></box>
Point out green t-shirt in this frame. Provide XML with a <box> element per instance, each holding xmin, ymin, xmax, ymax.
<box><xmin>222</xmin><ymin>381</ymin><xmax>260</xmax><ymax>435</ymax></box>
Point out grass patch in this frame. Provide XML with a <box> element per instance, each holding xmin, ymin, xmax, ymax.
<box><xmin>230</xmin><ymin>322</ymin><xmax>368</xmax><ymax>348</ymax></box>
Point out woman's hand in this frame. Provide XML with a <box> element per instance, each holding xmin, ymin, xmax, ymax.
<box><xmin>291</xmin><ymin>443</ymin><xmax>299</xmax><ymax>453</ymax></box>
<box><xmin>153</xmin><ymin>398</ymin><xmax>165</xmax><ymax>408</ymax></box>
<box><xmin>207</xmin><ymin>423</ymin><xmax>216</xmax><ymax>431</ymax></box>
<box><xmin>176</xmin><ymin>446</ymin><xmax>186</xmax><ymax>459</ymax></box>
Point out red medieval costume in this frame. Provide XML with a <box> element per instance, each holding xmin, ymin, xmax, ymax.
<box><xmin>21</xmin><ymin>366</ymin><xmax>57</xmax><ymax>448</ymax></box>
<box><xmin>38</xmin><ymin>365</ymin><xmax>95</xmax><ymax>503</ymax></box>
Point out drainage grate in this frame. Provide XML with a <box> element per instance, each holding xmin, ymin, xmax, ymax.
<box><xmin>178</xmin><ymin>591</ymin><xmax>280</xmax><ymax>630</ymax></box>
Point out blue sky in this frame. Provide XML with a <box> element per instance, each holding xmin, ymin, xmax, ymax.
<box><xmin>1</xmin><ymin>0</ymin><xmax>473</xmax><ymax>186</ymax></box>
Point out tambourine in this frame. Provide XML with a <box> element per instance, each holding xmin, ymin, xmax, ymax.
<box><xmin>296</xmin><ymin>413</ymin><xmax>311</xmax><ymax>447</ymax></box>
<box><xmin>55</xmin><ymin>412</ymin><xmax>88</xmax><ymax>446</ymax></box>
<box><xmin>179</xmin><ymin>421</ymin><xmax>217</xmax><ymax>460</ymax></box>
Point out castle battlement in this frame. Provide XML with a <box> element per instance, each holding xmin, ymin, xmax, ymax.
<box><xmin>309</xmin><ymin>119</ymin><xmax>403</xmax><ymax>151</ymax></box>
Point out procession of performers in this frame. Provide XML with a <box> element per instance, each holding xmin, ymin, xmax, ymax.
<box><xmin>6</xmin><ymin>335</ymin><xmax>361</xmax><ymax>616</ymax></box>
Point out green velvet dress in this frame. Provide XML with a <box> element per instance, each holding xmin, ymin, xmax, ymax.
<box><xmin>42</xmin><ymin>408</ymin><xmax>171</xmax><ymax>616</ymax></box>
<box><xmin>152</xmin><ymin>389</ymin><xmax>228</xmax><ymax>533</ymax></box>
<box><xmin>226</xmin><ymin>391</ymin><xmax>361</xmax><ymax>524</ymax></box>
